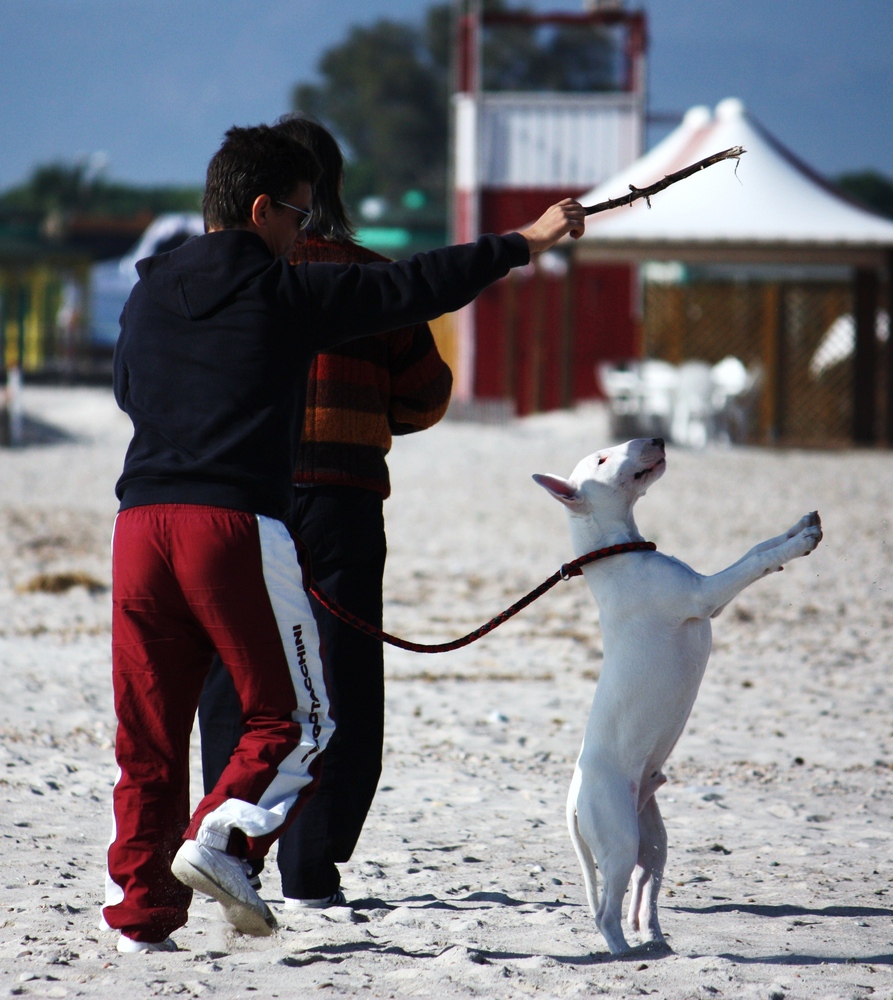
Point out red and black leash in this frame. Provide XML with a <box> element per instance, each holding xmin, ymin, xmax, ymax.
<box><xmin>309</xmin><ymin>540</ymin><xmax>656</xmax><ymax>654</ymax></box>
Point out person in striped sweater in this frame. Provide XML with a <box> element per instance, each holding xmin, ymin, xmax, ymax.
<box><xmin>198</xmin><ymin>114</ymin><xmax>453</xmax><ymax>908</ymax></box>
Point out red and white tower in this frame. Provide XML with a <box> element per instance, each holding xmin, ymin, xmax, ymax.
<box><xmin>451</xmin><ymin>1</ymin><xmax>648</xmax><ymax>412</ymax></box>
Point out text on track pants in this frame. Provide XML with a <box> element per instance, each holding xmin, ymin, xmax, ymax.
<box><xmin>104</xmin><ymin>503</ymin><xmax>333</xmax><ymax>942</ymax></box>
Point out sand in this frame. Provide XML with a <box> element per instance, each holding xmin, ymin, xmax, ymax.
<box><xmin>0</xmin><ymin>385</ymin><xmax>891</xmax><ymax>999</ymax></box>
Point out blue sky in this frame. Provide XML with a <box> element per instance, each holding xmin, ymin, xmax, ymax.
<box><xmin>1</xmin><ymin>0</ymin><xmax>890</xmax><ymax>191</ymax></box>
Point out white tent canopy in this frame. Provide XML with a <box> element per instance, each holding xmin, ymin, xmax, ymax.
<box><xmin>573</xmin><ymin>98</ymin><xmax>893</xmax><ymax>267</ymax></box>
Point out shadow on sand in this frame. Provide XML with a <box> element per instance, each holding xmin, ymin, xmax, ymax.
<box><xmin>669</xmin><ymin>902</ymin><xmax>893</xmax><ymax>966</ymax></box>
<box><xmin>0</xmin><ymin>412</ymin><xmax>75</xmax><ymax>447</ymax></box>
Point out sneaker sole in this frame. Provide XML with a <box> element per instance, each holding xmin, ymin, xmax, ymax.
<box><xmin>171</xmin><ymin>853</ymin><xmax>277</xmax><ymax>937</ymax></box>
<box><xmin>283</xmin><ymin>889</ymin><xmax>347</xmax><ymax>911</ymax></box>
<box><xmin>117</xmin><ymin>934</ymin><xmax>179</xmax><ymax>953</ymax></box>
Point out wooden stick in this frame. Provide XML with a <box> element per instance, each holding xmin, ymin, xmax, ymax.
<box><xmin>582</xmin><ymin>146</ymin><xmax>746</xmax><ymax>216</ymax></box>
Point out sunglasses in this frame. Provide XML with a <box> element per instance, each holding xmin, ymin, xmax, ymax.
<box><xmin>276</xmin><ymin>200</ymin><xmax>313</xmax><ymax>230</ymax></box>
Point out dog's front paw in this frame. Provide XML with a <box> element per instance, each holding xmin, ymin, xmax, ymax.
<box><xmin>786</xmin><ymin>510</ymin><xmax>821</xmax><ymax>539</ymax></box>
<box><xmin>803</xmin><ymin>525</ymin><xmax>823</xmax><ymax>550</ymax></box>
<box><xmin>786</xmin><ymin>521</ymin><xmax>823</xmax><ymax>561</ymax></box>
<box><xmin>799</xmin><ymin>511</ymin><xmax>823</xmax><ymax>552</ymax></box>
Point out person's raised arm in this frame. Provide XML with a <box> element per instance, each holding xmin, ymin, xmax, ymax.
<box><xmin>296</xmin><ymin>199</ymin><xmax>585</xmax><ymax>351</ymax></box>
<box><xmin>517</xmin><ymin>198</ymin><xmax>586</xmax><ymax>254</ymax></box>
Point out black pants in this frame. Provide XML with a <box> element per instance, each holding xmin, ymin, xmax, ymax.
<box><xmin>198</xmin><ymin>485</ymin><xmax>386</xmax><ymax>899</ymax></box>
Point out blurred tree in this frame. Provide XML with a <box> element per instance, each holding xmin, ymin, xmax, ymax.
<box><xmin>480</xmin><ymin>18</ymin><xmax>615</xmax><ymax>92</ymax></box>
<box><xmin>0</xmin><ymin>159</ymin><xmax>201</xmax><ymax>218</ymax></box>
<box><xmin>835</xmin><ymin>170</ymin><xmax>893</xmax><ymax>221</ymax></box>
<box><xmin>294</xmin><ymin>7</ymin><xmax>452</xmax><ymax>211</ymax></box>
<box><xmin>292</xmin><ymin>1</ymin><xmax>617</xmax><ymax>216</ymax></box>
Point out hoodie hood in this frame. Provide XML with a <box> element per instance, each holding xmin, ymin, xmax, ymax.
<box><xmin>135</xmin><ymin>229</ymin><xmax>274</xmax><ymax>319</ymax></box>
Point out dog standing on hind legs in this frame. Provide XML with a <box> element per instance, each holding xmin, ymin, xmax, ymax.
<box><xmin>533</xmin><ymin>437</ymin><xmax>822</xmax><ymax>955</ymax></box>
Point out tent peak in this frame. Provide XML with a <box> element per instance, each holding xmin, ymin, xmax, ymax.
<box><xmin>574</xmin><ymin>95</ymin><xmax>893</xmax><ymax>258</ymax></box>
<box><xmin>716</xmin><ymin>97</ymin><xmax>746</xmax><ymax>121</ymax></box>
<box><xmin>683</xmin><ymin>105</ymin><xmax>712</xmax><ymax>128</ymax></box>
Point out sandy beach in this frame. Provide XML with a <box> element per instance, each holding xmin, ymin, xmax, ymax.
<box><xmin>0</xmin><ymin>384</ymin><xmax>891</xmax><ymax>999</ymax></box>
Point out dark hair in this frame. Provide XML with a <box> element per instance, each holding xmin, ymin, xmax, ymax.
<box><xmin>274</xmin><ymin>113</ymin><xmax>355</xmax><ymax>240</ymax></box>
<box><xmin>202</xmin><ymin>123</ymin><xmax>322</xmax><ymax>231</ymax></box>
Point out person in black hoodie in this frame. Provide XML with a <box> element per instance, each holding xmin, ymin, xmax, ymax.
<box><xmin>197</xmin><ymin>115</ymin><xmax>455</xmax><ymax>911</ymax></box>
<box><xmin>104</xmin><ymin>122</ymin><xmax>584</xmax><ymax>953</ymax></box>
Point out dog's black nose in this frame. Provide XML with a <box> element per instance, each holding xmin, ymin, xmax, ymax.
<box><xmin>652</xmin><ymin>437</ymin><xmax>665</xmax><ymax>450</ymax></box>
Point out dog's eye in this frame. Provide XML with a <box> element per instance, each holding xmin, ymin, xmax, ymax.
<box><xmin>597</xmin><ymin>456</ymin><xmax>608</xmax><ymax>466</ymax></box>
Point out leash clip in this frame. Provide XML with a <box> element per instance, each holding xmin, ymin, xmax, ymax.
<box><xmin>560</xmin><ymin>562</ymin><xmax>581</xmax><ymax>581</ymax></box>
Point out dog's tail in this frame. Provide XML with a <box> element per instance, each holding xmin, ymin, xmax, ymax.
<box><xmin>566</xmin><ymin>783</ymin><xmax>599</xmax><ymax>916</ymax></box>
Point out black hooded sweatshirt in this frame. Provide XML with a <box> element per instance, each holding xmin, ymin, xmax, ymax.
<box><xmin>114</xmin><ymin>228</ymin><xmax>529</xmax><ymax>519</ymax></box>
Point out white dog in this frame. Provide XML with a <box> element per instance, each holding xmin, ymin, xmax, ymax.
<box><xmin>533</xmin><ymin>437</ymin><xmax>822</xmax><ymax>954</ymax></box>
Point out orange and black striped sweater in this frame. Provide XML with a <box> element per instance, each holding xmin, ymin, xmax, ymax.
<box><xmin>290</xmin><ymin>236</ymin><xmax>453</xmax><ymax>498</ymax></box>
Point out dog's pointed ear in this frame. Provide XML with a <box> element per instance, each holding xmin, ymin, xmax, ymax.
<box><xmin>532</xmin><ymin>473</ymin><xmax>581</xmax><ymax>508</ymax></box>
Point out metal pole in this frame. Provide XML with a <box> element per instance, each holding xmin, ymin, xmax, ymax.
<box><xmin>853</xmin><ymin>266</ymin><xmax>878</xmax><ymax>444</ymax></box>
<box><xmin>0</xmin><ymin>281</ymin><xmax>7</xmax><ymax>446</ymax></box>
<box><xmin>885</xmin><ymin>249</ymin><xmax>893</xmax><ymax>447</ymax></box>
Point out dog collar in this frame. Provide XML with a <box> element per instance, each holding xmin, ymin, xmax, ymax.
<box><xmin>560</xmin><ymin>541</ymin><xmax>657</xmax><ymax>580</ymax></box>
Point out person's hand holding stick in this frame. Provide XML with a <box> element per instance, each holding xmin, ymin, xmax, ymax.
<box><xmin>519</xmin><ymin>198</ymin><xmax>588</xmax><ymax>253</ymax></box>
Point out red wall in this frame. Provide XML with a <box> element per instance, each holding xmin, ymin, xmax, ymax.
<box><xmin>479</xmin><ymin>187</ymin><xmax>578</xmax><ymax>235</ymax></box>
<box><xmin>472</xmin><ymin>264</ymin><xmax>637</xmax><ymax>414</ymax></box>
<box><xmin>471</xmin><ymin>189</ymin><xmax>638</xmax><ymax>413</ymax></box>
<box><xmin>571</xmin><ymin>262</ymin><xmax>638</xmax><ymax>401</ymax></box>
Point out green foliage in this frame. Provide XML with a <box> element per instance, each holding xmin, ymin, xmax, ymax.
<box><xmin>834</xmin><ymin>170</ymin><xmax>893</xmax><ymax>221</ymax></box>
<box><xmin>0</xmin><ymin>160</ymin><xmax>202</xmax><ymax>218</ymax></box>
<box><xmin>480</xmin><ymin>21</ymin><xmax>615</xmax><ymax>92</ymax></box>
<box><xmin>294</xmin><ymin>10</ymin><xmax>450</xmax><ymax>207</ymax></box>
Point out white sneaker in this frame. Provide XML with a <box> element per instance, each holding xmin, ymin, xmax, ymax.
<box><xmin>283</xmin><ymin>889</ymin><xmax>347</xmax><ymax>911</ymax></box>
<box><xmin>117</xmin><ymin>934</ymin><xmax>178</xmax><ymax>953</ymax></box>
<box><xmin>171</xmin><ymin>840</ymin><xmax>278</xmax><ymax>937</ymax></box>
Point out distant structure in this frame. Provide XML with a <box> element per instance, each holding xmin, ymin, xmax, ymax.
<box><xmin>450</xmin><ymin>0</ymin><xmax>647</xmax><ymax>414</ymax></box>
<box><xmin>575</xmin><ymin>98</ymin><xmax>893</xmax><ymax>447</ymax></box>
<box><xmin>89</xmin><ymin>213</ymin><xmax>204</xmax><ymax>348</ymax></box>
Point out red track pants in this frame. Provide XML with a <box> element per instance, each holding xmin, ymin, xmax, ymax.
<box><xmin>103</xmin><ymin>504</ymin><xmax>332</xmax><ymax>942</ymax></box>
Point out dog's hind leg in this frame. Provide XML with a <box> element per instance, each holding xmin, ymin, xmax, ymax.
<box><xmin>627</xmin><ymin>794</ymin><xmax>668</xmax><ymax>947</ymax></box>
<box><xmin>575</xmin><ymin>772</ymin><xmax>639</xmax><ymax>954</ymax></box>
